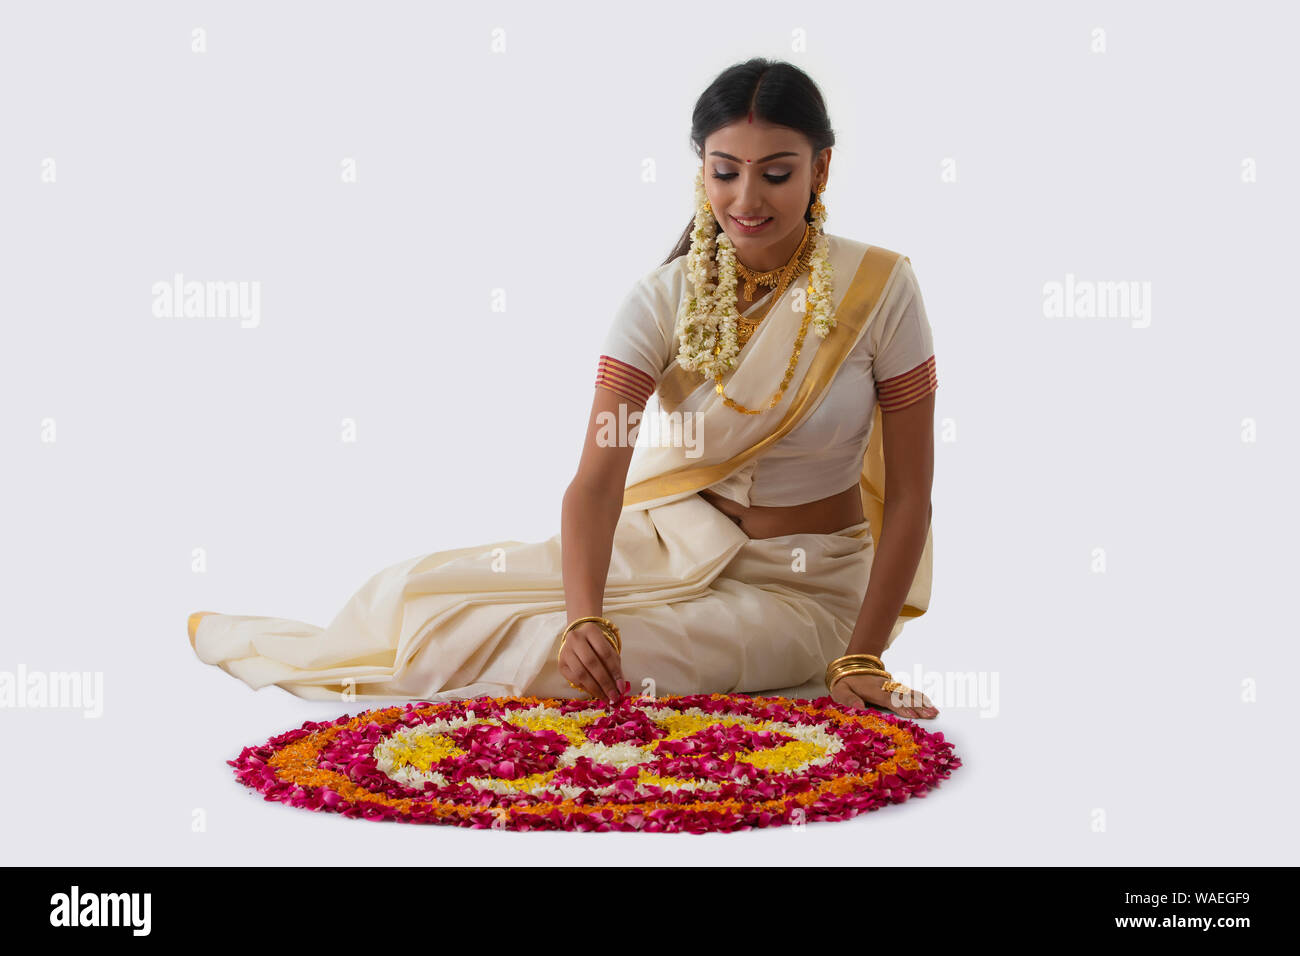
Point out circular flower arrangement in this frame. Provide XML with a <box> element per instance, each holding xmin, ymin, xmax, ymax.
<box><xmin>229</xmin><ymin>693</ymin><xmax>961</xmax><ymax>833</ymax></box>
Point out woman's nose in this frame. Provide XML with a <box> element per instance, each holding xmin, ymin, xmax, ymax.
<box><xmin>736</xmin><ymin>178</ymin><xmax>765</xmax><ymax>212</ymax></box>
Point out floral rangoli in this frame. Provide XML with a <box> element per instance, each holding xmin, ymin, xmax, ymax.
<box><xmin>229</xmin><ymin>693</ymin><xmax>961</xmax><ymax>833</ymax></box>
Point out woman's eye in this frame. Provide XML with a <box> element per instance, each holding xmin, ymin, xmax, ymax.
<box><xmin>712</xmin><ymin>172</ymin><xmax>792</xmax><ymax>184</ymax></box>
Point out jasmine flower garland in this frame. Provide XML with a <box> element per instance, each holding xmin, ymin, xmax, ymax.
<box><xmin>674</xmin><ymin>166</ymin><xmax>836</xmax><ymax>395</ymax></box>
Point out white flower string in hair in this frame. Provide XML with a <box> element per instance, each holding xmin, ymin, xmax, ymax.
<box><xmin>674</xmin><ymin>166</ymin><xmax>835</xmax><ymax>415</ymax></box>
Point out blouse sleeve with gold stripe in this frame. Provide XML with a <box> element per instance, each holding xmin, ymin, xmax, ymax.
<box><xmin>594</xmin><ymin>271</ymin><xmax>675</xmax><ymax>407</ymax></box>
<box><xmin>871</xmin><ymin>257</ymin><xmax>939</xmax><ymax>412</ymax></box>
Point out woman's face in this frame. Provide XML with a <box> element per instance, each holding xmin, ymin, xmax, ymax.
<box><xmin>703</xmin><ymin>119</ymin><xmax>829</xmax><ymax>271</ymax></box>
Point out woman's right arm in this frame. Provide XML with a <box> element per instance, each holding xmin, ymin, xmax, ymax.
<box><xmin>559</xmin><ymin>384</ymin><xmax>645</xmax><ymax>702</ymax></box>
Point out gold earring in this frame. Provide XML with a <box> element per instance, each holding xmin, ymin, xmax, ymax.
<box><xmin>809</xmin><ymin>182</ymin><xmax>827</xmax><ymax>224</ymax></box>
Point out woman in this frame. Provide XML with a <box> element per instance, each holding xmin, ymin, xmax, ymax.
<box><xmin>188</xmin><ymin>59</ymin><xmax>941</xmax><ymax>720</ymax></box>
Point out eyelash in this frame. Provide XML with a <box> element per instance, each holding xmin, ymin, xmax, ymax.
<box><xmin>712</xmin><ymin>172</ymin><xmax>792</xmax><ymax>184</ymax></box>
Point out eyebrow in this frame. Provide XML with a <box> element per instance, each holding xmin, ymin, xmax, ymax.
<box><xmin>708</xmin><ymin>150</ymin><xmax>800</xmax><ymax>163</ymax></box>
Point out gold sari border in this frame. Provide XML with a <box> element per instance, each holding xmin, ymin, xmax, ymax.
<box><xmin>622</xmin><ymin>245</ymin><xmax>904</xmax><ymax>508</ymax></box>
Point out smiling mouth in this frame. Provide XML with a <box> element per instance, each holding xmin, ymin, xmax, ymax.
<box><xmin>732</xmin><ymin>215</ymin><xmax>773</xmax><ymax>226</ymax></box>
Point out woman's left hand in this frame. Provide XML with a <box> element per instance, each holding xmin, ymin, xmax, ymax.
<box><xmin>830</xmin><ymin>672</ymin><xmax>939</xmax><ymax>720</ymax></box>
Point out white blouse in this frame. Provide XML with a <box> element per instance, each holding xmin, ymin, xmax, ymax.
<box><xmin>595</xmin><ymin>242</ymin><xmax>937</xmax><ymax>507</ymax></box>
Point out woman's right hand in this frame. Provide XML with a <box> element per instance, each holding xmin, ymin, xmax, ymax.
<box><xmin>559</xmin><ymin>621</ymin><xmax>627</xmax><ymax>703</ymax></box>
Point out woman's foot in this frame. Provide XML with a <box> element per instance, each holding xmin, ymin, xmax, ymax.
<box><xmin>188</xmin><ymin>611</ymin><xmax>214</xmax><ymax>649</ymax></box>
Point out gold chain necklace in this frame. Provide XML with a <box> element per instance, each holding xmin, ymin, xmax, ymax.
<box><xmin>713</xmin><ymin>223</ymin><xmax>817</xmax><ymax>414</ymax></box>
<box><xmin>733</xmin><ymin>222</ymin><xmax>814</xmax><ymax>350</ymax></box>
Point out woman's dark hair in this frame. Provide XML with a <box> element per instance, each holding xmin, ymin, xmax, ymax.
<box><xmin>661</xmin><ymin>58</ymin><xmax>836</xmax><ymax>266</ymax></box>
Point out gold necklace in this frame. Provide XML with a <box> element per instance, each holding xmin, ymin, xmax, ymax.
<box><xmin>713</xmin><ymin>223</ymin><xmax>817</xmax><ymax>414</ymax></box>
<box><xmin>735</xmin><ymin>256</ymin><xmax>785</xmax><ymax>300</ymax></box>
<box><xmin>732</xmin><ymin>222</ymin><xmax>814</xmax><ymax>349</ymax></box>
<box><xmin>733</xmin><ymin>221</ymin><xmax>813</xmax><ymax>298</ymax></box>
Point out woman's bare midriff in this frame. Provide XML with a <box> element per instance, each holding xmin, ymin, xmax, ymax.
<box><xmin>699</xmin><ymin>483</ymin><xmax>864</xmax><ymax>539</ymax></box>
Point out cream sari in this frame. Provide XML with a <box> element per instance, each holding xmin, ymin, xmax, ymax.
<box><xmin>190</xmin><ymin>237</ymin><xmax>933</xmax><ymax>701</ymax></box>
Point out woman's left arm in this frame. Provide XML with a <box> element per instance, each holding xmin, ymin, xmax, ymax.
<box><xmin>833</xmin><ymin>392</ymin><xmax>938</xmax><ymax>718</ymax></box>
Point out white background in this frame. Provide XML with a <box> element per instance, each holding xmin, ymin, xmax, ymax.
<box><xmin>1</xmin><ymin>0</ymin><xmax>1295</xmax><ymax>864</ymax></box>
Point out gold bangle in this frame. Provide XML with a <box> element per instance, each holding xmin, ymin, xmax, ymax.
<box><xmin>825</xmin><ymin>654</ymin><xmax>885</xmax><ymax>677</ymax></box>
<box><xmin>826</xmin><ymin>664</ymin><xmax>891</xmax><ymax>691</ymax></box>
<box><xmin>825</xmin><ymin>653</ymin><xmax>888</xmax><ymax>690</ymax></box>
<box><xmin>561</xmin><ymin>615</ymin><xmax>620</xmax><ymax>644</ymax></box>
<box><xmin>830</xmin><ymin>664</ymin><xmax>891</xmax><ymax>679</ymax></box>
<box><xmin>557</xmin><ymin>615</ymin><xmax>622</xmax><ymax>666</ymax></box>
<box><xmin>825</xmin><ymin>655</ymin><xmax>890</xmax><ymax>676</ymax></box>
<box><xmin>831</xmin><ymin>653</ymin><xmax>886</xmax><ymax>670</ymax></box>
<box><xmin>827</xmin><ymin>667</ymin><xmax>891</xmax><ymax>686</ymax></box>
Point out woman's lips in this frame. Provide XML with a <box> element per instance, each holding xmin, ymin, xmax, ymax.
<box><xmin>731</xmin><ymin>215</ymin><xmax>773</xmax><ymax>234</ymax></box>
